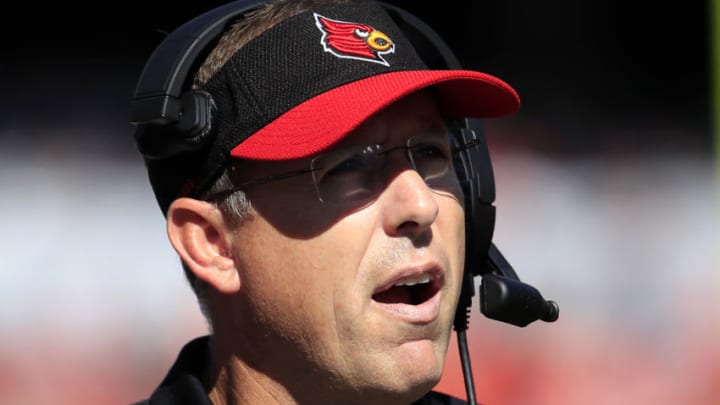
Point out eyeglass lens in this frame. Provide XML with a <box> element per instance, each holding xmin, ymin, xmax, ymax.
<box><xmin>310</xmin><ymin>133</ymin><xmax>457</xmax><ymax>204</ymax></box>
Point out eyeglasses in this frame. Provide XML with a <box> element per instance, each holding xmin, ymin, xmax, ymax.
<box><xmin>206</xmin><ymin>130</ymin><xmax>478</xmax><ymax>206</ymax></box>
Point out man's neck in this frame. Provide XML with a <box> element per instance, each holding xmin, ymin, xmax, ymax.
<box><xmin>207</xmin><ymin>335</ymin><xmax>300</xmax><ymax>405</ymax></box>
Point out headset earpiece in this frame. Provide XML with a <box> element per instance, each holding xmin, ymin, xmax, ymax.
<box><xmin>449</xmin><ymin>123</ymin><xmax>496</xmax><ymax>274</ymax></box>
<box><xmin>130</xmin><ymin>0</ymin><xmax>267</xmax><ymax>161</ymax></box>
<box><xmin>176</xmin><ymin>90</ymin><xmax>216</xmax><ymax>139</ymax></box>
<box><xmin>134</xmin><ymin>90</ymin><xmax>217</xmax><ymax>160</ymax></box>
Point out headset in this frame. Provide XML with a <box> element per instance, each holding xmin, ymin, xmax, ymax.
<box><xmin>130</xmin><ymin>1</ymin><xmax>559</xmax><ymax>403</ymax></box>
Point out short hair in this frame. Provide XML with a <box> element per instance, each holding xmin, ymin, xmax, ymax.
<box><xmin>193</xmin><ymin>0</ymin><xmax>350</xmax><ymax>89</ymax></box>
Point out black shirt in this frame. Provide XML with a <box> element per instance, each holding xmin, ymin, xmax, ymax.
<box><xmin>132</xmin><ymin>336</ymin><xmax>467</xmax><ymax>405</ymax></box>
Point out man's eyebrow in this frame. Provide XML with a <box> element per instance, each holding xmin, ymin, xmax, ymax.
<box><xmin>414</xmin><ymin>119</ymin><xmax>449</xmax><ymax>135</ymax></box>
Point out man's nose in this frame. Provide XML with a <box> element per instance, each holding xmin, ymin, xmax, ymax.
<box><xmin>380</xmin><ymin>168</ymin><xmax>439</xmax><ymax>238</ymax></box>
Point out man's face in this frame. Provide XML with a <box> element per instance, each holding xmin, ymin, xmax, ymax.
<box><xmin>225</xmin><ymin>91</ymin><xmax>465</xmax><ymax>404</ymax></box>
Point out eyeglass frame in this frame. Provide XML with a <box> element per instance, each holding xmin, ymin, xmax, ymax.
<box><xmin>203</xmin><ymin>127</ymin><xmax>483</xmax><ymax>204</ymax></box>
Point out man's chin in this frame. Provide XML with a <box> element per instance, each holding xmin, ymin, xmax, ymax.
<box><xmin>381</xmin><ymin>343</ymin><xmax>446</xmax><ymax>399</ymax></box>
<box><xmin>356</xmin><ymin>377</ymin><xmax>441</xmax><ymax>405</ymax></box>
<box><xmin>341</xmin><ymin>332</ymin><xmax>449</xmax><ymax>402</ymax></box>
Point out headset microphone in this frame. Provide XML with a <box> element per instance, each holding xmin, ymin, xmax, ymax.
<box><xmin>481</xmin><ymin>244</ymin><xmax>559</xmax><ymax>326</ymax></box>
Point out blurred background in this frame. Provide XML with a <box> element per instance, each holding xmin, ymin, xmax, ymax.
<box><xmin>2</xmin><ymin>1</ymin><xmax>717</xmax><ymax>404</ymax></box>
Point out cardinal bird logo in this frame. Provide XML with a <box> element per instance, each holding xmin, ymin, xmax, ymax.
<box><xmin>314</xmin><ymin>12</ymin><xmax>395</xmax><ymax>66</ymax></box>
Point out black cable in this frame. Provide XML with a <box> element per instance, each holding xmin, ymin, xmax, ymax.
<box><xmin>456</xmin><ymin>329</ymin><xmax>477</xmax><ymax>405</ymax></box>
<box><xmin>453</xmin><ymin>264</ymin><xmax>477</xmax><ymax>405</ymax></box>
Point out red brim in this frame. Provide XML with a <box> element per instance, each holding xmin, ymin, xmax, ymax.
<box><xmin>230</xmin><ymin>70</ymin><xmax>520</xmax><ymax>160</ymax></box>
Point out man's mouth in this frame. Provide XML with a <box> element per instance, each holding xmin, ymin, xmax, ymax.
<box><xmin>372</xmin><ymin>272</ymin><xmax>440</xmax><ymax>306</ymax></box>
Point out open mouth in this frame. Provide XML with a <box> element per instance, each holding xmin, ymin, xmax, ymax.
<box><xmin>372</xmin><ymin>273</ymin><xmax>441</xmax><ymax>306</ymax></box>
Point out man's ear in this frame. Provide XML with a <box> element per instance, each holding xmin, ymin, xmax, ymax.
<box><xmin>166</xmin><ymin>197</ymin><xmax>240</xmax><ymax>294</ymax></box>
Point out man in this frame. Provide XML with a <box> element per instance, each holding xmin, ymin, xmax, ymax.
<box><xmin>130</xmin><ymin>0</ymin><xmax>520</xmax><ymax>404</ymax></box>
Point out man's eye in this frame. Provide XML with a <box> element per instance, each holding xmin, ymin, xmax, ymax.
<box><xmin>326</xmin><ymin>154</ymin><xmax>367</xmax><ymax>177</ymax></box>
<box><xmin>413</xmin><ymin>144</ymin><xmax>449</xmax><ymax>162</ymax></box>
